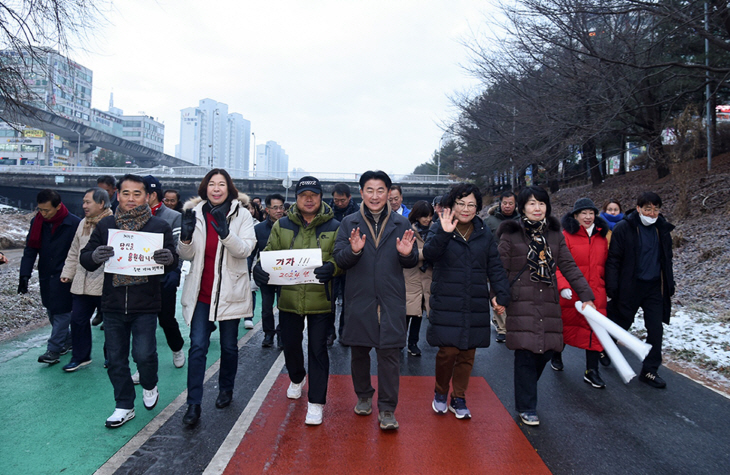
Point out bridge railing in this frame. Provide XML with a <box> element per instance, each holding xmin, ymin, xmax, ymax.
<box><xmin>0</xmin><ymin>165</ymin><xmax>461</xmax><ymax>184</ymax></box>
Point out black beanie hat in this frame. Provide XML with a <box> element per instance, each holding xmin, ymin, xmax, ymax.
<box><xmin>571</xmin><ymin>197</ymin><xmax>599</xmax><ymax>215</ymax></box>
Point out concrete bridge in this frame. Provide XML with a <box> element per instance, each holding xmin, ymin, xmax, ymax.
<box><xmin>0</xmin><ymin>166</ymin><xmax>459</xmax><ymax>216</ymax></box>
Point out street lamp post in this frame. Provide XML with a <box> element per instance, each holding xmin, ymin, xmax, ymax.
<box><xmin>251</xmin><ymin>132</ymin><xmax>256</xmax><ymax>177</ymax></box>
<box><xmin>74</xmin><ymin>129</ymin><xmax>81</xmax><ymax>166</ymax></box>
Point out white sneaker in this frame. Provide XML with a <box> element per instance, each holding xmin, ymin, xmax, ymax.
<box><xmin>287</xmin><ymin>376</ymin><xmax>306</xmax><ymax>399</ymax></box>
<box><xmin>143</xmin><ymin>386</ymin><xmax>159</xmax><ymax>410</ymax></box>
<box><xmin>105</xmin><ymin>408</ymin><xmax>135</xmax><ymax>428</ymax></box>
<box><xmin>173</xmin><ymin>349</ymin><xmax>186</xmax><ymax>368</ymax></box>
<box><xmin>244</xmin><ymin>318</ymin><xmax>254</xmax><ymax>330</ymax></box>
<box><xmin>305</xmin><ymin>402</ymin><xmax>324</xmax><ymax>425</ymax></box>
<box><xmin>131</xmin><ymin>371</ymin><xmax>140</xmax><ymax>385</ymax></box>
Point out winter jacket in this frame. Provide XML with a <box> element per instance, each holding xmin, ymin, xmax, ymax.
<box><xmin>404</xmin><ymin>223</ymin><xmax>432</xmax><ymax>316</ymax></box>
<box><xmin>61</xmin><ymin>217</ymin><xmax>107</xmax><ymax>296</ymax></box>
<box><xmin>424</xmin><ymin>216</ymin><xmax>510</xmax><ymax>350</ymax></box>
<box><xmin>496</xmin><ymin>217</ymin><xmax>595</xmax><ymax>354</ymax></box>
<box><xmin>396</xmin><ymin>203</ymin><xmax>410</xmax><ymax>218</ymax></box>
<box><xmin>333</xmin><ymin>204</ymin><xmax>418</xmax><ymax>348</ymax></box>
<box><xmin>79</xmin><ymin>213</ymin><xmax>178</xmax><ymax>315</ymax></box>
<box><xmin>248</xmin><ymin>217</ymin><xmax>275</xmax><ymax>269</ymax></box>
<box><xmin>178</xmin><ymin>195</ymin><xmax>256</xmax><ymax>324</ymax></box>
<box><xmin>483</xmin><ymin>204</ymin><xmax>520</xmax><ymax>235</ymax></box>
<box><xmin>605</xmin><ymin>210</ymin><xmax>675</xmax><ymax>326</ymax></box>
<box><xmin>154</xmin><ymin>204</ymin><xmax>182</xmax><ymax>288</ymax></box>
<box><xmin>556</xmin><ymin>214</ymin><xmax>610</xmax><ymax>352</ymax></box>
<box><xmin>264</xmin><ymin>202</ymin><xmax>341</xmax><ymax>315</ymax></box>
<box><xmin>330</xmin><ymin>198</ymin><xmax>360</xmax><ymax>222</ymax></box>
<box><xmin>21</xmin><ymin>212</ymin><xmax>81</xmax><ymax>314</ymax></box>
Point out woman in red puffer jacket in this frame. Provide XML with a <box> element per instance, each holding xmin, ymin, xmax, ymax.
<box><xmin>555</xmin><ymin>197</ymin><xmax>610</xmax><ymax>389</ymax></box>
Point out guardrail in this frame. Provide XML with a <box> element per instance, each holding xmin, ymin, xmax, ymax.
<box><xmin>0</xmin><ymin>165</ymin><xmax>461</xmax><ymax>184</ymax></box>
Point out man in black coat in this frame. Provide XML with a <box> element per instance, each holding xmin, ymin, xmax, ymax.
<box><xmin>333</xmin><ymin>170</ymin><xmax>418</xmax><ymax>431</ymax></box>
<box><xmin>19</xmin><ymin>189</ymin><xmax>81</xmax><ymax>364</ymax></box>
<box><xmin>606</xmin><ymin>192</ymin><xmax>675</xmax><ymax>389</ymax></box>
<box><xmin>81</xmin><ymin>174</ymin><xmax>178</xmax><ymax>428</ymax></box>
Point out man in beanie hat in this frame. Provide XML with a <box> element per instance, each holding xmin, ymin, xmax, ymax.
<box><xmin>253</xmin><ymin>175</ymin><xmax>341</xmax><ymax>426</ymax></box>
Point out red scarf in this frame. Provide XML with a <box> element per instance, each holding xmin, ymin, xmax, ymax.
<box><xmin>27</xmin><ymin>203</ymin><xmax>69</xmax><ymax>249</ymax></box>
<box><xmin>150</xmin><ymin>202</ymin><xmax>163</xmax><ymax>216</ymax></box>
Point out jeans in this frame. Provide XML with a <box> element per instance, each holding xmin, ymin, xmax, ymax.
<box><xmin>187</xmin><ymin>301</ymin><xmax>240</xmax><ymax>405</ymax></box>
<box><xmin>330</xmin><ymin>275</ymin><xmax>346</xmax><ymax>337</ymax></box>
<box><xmin>46</xmin><ymin>309</ymin><xmax>72</xmax><ymax>353</ymax></box>
<box><xmin>279</xmin><ymin>311</ymin><xmax>331</xmax><ymax>404</ymax></box>
<box><xmin>159</xmin><ymin>284</ymin><xmax>184</xmax><ymax>352</ymax></box>
<box><xmin>350</xmin><ymin>346</ymin><xmax>401</xmax><ymax>412</ymax></box>
<box><xmin>69</xmin><ymin>294</ymin><xmax>100</xmax><ymax>362</ymax></box>
<box><xmin>514</xmin><ymin>349</ymin><xmax>553</xmax><ymax>413</ymax></box>
<box><xmin>260</xmin><ymin>284</ymin><xmax>280</xmax><ymax>337</ymax></box>
<box><xmin>104</xmin><ymin>312</ymin><xmax>158</xmax><ymax>410</ymax></box>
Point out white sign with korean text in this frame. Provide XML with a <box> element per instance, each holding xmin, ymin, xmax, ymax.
<box><xmin>105</xmin><ymin>230</ymin><xmax>164</xmax><ymax>276</ymax></box>
<box><xmin>259</xmin><ymin>248</ymin><xmax>323</xmax><ymax>285</ymax></box>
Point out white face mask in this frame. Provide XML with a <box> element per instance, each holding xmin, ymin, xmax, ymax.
<box><xmin>639</xmin><ymin>213</ymin><xmax>657</xmax><ymax>226</ymax></box>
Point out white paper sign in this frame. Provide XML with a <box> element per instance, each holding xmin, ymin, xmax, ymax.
<box><xmin>105</xmin><ymin>230</ymin><xmax>165</xmax><ymax>276</ymax></box>
<box><xmin>259</xmin><ymin>248</ymin><xmax>323</xmax><ymax>285</ymax></box>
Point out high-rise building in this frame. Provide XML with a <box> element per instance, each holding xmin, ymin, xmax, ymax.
<box><xmin>121</xmin><ymin>115</ymin><xmax>164</xmax><ymax>153</ymax></box>
<box><xmin>257</xmin><ymin>141</ymin><xmax>289</xmax><ymax>177</ymax></box>
<box><xmin>177</xmin><ymin>98</ymin><xmax>250</xmax><ymax>169</ymax></box>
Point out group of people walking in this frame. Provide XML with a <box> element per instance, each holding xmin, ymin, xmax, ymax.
<box><xmin>19</xmin><ymin>168</ymin><xmax>675</xmax><ymax>430</ymax></box>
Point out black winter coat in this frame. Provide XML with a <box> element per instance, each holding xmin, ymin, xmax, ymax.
<box><xmin>424</xmin><ymin>217</ymin><xmax>511</xmax><ymax>350</ymax></box>
<box><xmin>605</xmin><ymin>210</ymin><xmax>675</xmax><ymax>325</ymax></box>
<box><xmin>333</xmin><ymin>205</ymin><xmax>418</xmax><ymax>348</ymax></box>
<box><xmin>20</xmin><ymin>213</ymin><xmax>81</xmax><ymax>314</ymax></box>
<box><xmin>79</xmin><ymin>214</ymin><xmax>178</xmax><ymax>315</ymax></box>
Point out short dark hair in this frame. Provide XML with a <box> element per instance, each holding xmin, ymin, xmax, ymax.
<box><xmin>36</xmin><ymin>189</ymin><xmax>61</xmax><ymax>207</ymax></box>
<box><xmin>389</xmin><ymin>184</ymin><xmax>403</xmax><ymax>195</ymax></box>
<box><xmin>265</xmin><ymin>193</ymin><xmax>285</xmax><ymax>207</ymax></box>
<box><xmin>359</xmin><ymin>170</ymin><xmax>392</xmax><ymax>190</ymax></box>
<box><xmin>499</xmin><ymin>191</ymin><xmax>516</xmax><ymax>201</ymax></box>
<box><xmin>517</xmin><ymin>186</ymin><xmax>551</xmax><ymax>217</ymax></box>
<box><xmin>84</xmin><ymin>187</ymin><xmax>111</xmax><ymax>209</ymax></box>
<box><xmin>164</xmin><ymin>189</ymin><xmax>180</xmax><ymax>200</ymax></box>
<box><xmin>637</xmin><ymin>192</ymin><xmax>662</xmax><ymax>208</ymax></box>
<box><xmin>253</xmin><ymin>196</ymin><xmax>262</xmax><ymax>202</ymax></box>
<box><xmin>443</xmin><ymin>183</ymin><xmax>483</xmax><ymax>213</ymax></box>
<box><xmin>332</xmin><ymin>183</ymin><xmax>351</xmax><ymax>197</ymax></box>
<box><xmin>118</xmin><ymin>174</ymin><xmax>147</xmax><ymax>192</ymax></box>
<box><xmin>96</xmin><ymin>175</ymin><xmax>116</xmax><ymax>189</ymax></box>
<box><xmin>198</xmin><ymin>169</ymin><xmax>239</xmax><ymax>203</ymax></box>
<box><xmin>408</xmin><ymin>200</ymin><xmax>434</xmax><ymax>224</ymax></box>
<box><xmin>602</xmin><ymin>198</ymin><xmax>622</xmax><ymax>213</ymax></box>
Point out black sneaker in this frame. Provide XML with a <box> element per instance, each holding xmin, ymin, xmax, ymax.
<box><xmin>639</xmin><ymin>371</ymin><xmax>666</xmax><ymax>389</ymax></box>
<box><xmin>91</xmin><ymin>312</ymin><xmax>103</xmax><ymax>326</ymax></box>
<box><xmin>599</xmin><ymin>351</ymin><xmax>611</xmax><ymax>366</ymax></box>
<box><xmin>584</xmin><ymin>369</ymin><xmax>606</xmax><ymax>388</ymax></box>
<box><xmin>60</xmin><ymin>343</ymin><xmax>72</xmax><ymax>355</ymax></box>
<box><xmin>496</xmin><ymin>333</ymin><xmax>506</xmax><ymax>343</ymax></box>
<box><xmin>276</xmin><ymin>335</ymin><xmax>283</xmax><ymax>350</ymax></box>
<box><xmin>550</xmin><ymin>353</ymin><xmax>564</xmax><ymax>371</ymax></box>
<box><xmin>407</xmin><ymin>344</ymin><xmax>421</xmax><ymax>356</ymax></box>
<box><xmin>38</xmin><ymin>351</ymin><xmax>60</xmax><ymax>364</ymax></box>
<box><xmin>262</xmin><ymin>334</ymin><xmax>274</xmax><ymax>348</ymax></box>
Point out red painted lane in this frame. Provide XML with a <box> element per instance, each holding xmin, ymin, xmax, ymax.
<box><xmin>225</xmin><ymin>375</ymin><xmax>551</xmax><ymax>474</ymax></box>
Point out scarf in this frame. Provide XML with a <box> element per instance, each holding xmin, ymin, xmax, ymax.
<box><xmin>82</xmin><ymin>208</ymin><xmax>113</xmax><ymax>236</ymax></box>
<box><xmin>360</xmin><ymin>202</ymin><xmax>391</xmax><ymax>249</ymax></box>
<box><xmin>414</xmin><ymin>222</ymin><xmax>430</xmax><ymax>241</ymax></box>
<box><xmin>112</xmin><ymin>204</ymin><xmax>153</xmax><ymax>288</ymax></box>
<box><xmin>600</xmin><ymin>212</ymin><xmax>624</xmax><ymax>231</ymax></box>
<box><xmin>27</xmin><ymin>203</ymin><xmax>70</xmax><ymax>249</ymax></box>
<box><xmin>522</xmin><ymin>216</ymin><xmax>554</xmax><ymax>285</ymax></box>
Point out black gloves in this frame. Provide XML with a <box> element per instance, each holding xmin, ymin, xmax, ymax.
<box><xmin>18</xmin><ymin>275</ymin><xmax>29</xmax><ymax>294</ymax></box>
<box><xmin>210</xmin><ymin>206</ymin><xmax>230</xmax><ymax>239</ymax></box>
<box><xmin>181</xmin><ymin>209</ymin><xmax>196</xmax><ymax>242</ymax></box>
<box><xmin>253</xmin><ymin>262</ymin><xmax>270</xmax><ymax>287</ymax></box>
<box><xmin>153</xmin><ymin>248</ymin><xmax>175</xmax><ymax>266</ymax></box>
<box><xmin>313</xmin><ymin>262</ymin><xmax>335</xmax><ymax>283</ymax></box>
<box><xmin>92</xmin><ymin>245</ymin><xmax>115</xmax><ymax>264</ymax></box>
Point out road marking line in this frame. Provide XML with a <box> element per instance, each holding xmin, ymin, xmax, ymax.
<box><xmin>94</xmin><ymin>321</ymin><xmax>262</xmax><ymax>475</ymax></box>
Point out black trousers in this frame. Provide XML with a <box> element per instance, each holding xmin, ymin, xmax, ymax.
<box><xmin>612</xmin><ymin>280</ymin><xmax>664</xmax><ymax>373</ymax></box>
<box><xmin>159</xmin><ymin>285</ymin><xmax>184</xmax><ymax>353</ymax></box>
<box><xmin>279</xmin><ymin>311</ymin><xmax>331</xmax><ymax>404</ymax></box>
<box><xmin>350</xmin><ymin>346</ymin><xmax>401</xmax><ymax>412</ymax></box>
<box><xmin>260</xmin><ymin>284</ymin><xmax>280</xmax><ymax>337</ymax></box>
<box><xmin>514</xmin><ymin>349</ymin><xmax>553</xmax><ymax>413</ymax></box>
<box><xmin>406</xmin><ymin>315</ymin><xmax>422</xmax><ymax>345</ymax></box>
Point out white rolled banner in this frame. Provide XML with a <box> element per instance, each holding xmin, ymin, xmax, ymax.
<box><xmin>575</xmin><ymin>301</ymin><xmax>653</xmax><ymax>384</ymax></box>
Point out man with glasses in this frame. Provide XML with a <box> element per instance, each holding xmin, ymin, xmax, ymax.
<box><xmin>249</xmin><ymin>193</ymin><xmax>286</xmax><ymax>347</ymax></box>
<box><xmin>19</xmin><ymin>189</ymin><xmax>81</xmax><ymax>364</ymax></box>
<box><xmin>606</xmin><ymin>192</ymin><xmax>675</xmax><ymax>389</ymax></box>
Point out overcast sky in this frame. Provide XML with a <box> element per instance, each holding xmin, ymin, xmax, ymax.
<box><xmin>76</xmin><ymin>0</ymin><xmax>490</xmax><ymax>175</ymax></box>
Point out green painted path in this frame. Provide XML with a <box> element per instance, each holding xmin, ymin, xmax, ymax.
<box><xmin>0</xmin><ymin>294</ymin><xmax>261</xmax><ymax>475</ymax></box>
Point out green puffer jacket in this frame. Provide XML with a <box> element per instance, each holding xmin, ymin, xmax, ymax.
<box><xmin>264</xmin><ymin>202</ymin><xmax>341</xmax><ymax>315</ymax></box>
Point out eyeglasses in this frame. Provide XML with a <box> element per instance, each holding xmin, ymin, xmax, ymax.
<box><xmin>454</xmin><ymin>201</ymin><xmax>477</xmax><ymax>210</ymax></box>
<box><xmin>640</xmin><ymin>206</ymin><xmax>660</xmax><ymax>216</ymax></box>
<box><xmin>268</xmin><ymin>205</ymin><xmax>285</xmax><ymax>211</ymax></box>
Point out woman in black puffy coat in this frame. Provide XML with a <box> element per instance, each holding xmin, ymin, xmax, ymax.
<box><xmin>423</xmin><ymin>183</ymin><xmax>511</xmax><ymax>420</ymax></box>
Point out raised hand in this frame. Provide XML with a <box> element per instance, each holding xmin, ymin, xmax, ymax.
<box><xmin>180</xmin><ymin>209</ymin><xmax>196</xmax><ymax>242</ymax></box>
<box><xmin>210</xmin><ymin>206</ymin><xmax>230</xmax><ymax>239</ymax></box>
<box><xmin>438</xmin><ymin>208</ymin><xmax>457</xmax><ymax>233</ymax></box>
<box><xmin>396</xmin><ymin>229</ymin><xmax>415</xmax><ymax>256</ymax></box>
<box><xmin>349</xmin><ymin>227</ymin><xmax>366</xmax><ymax>253</ymax></box>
